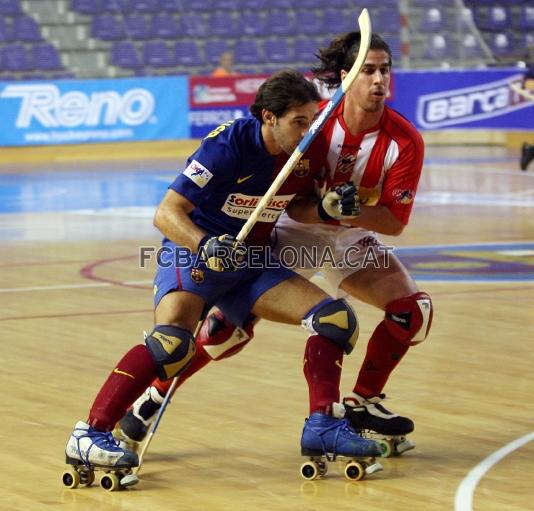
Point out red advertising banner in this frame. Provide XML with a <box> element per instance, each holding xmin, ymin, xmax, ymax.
<box><xmin>189</xmin><ymin>75</ymin><xmax>270</xmax><ymax>108</ymax></box>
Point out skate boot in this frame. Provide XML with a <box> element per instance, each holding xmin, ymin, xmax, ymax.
<box><xmin>520</xmin><ymin>143</ymin><xmax>534</xmax><ymax>171</ymax></box>
<box><xmin>115</xmin><ymin>386</ymin><xmax>164</xmax><ymax>450</ymax></box>
<box><xmin>334</xmin><ymin>392</ymin><xmax>415</xmax><ymax>457</ymax></box>
<box><xmin>300</xmin><ymin>412</ymin><xmax>383</xmax><ymax>481</ymax></box>
<box><xmin>63</xmin><ymin>421</ymin><xmax>139</xmax><ymax>491</ymax></box>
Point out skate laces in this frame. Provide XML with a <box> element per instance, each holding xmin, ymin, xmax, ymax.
<box><xmin>311</xmin><ymin>418</ymin><xmax>356</xmax><ymax>457</ymax></box>
<box><xmin>74</xmin><ymin>427</ymin><xmax>122</xmax><ymax>466</ymax></box>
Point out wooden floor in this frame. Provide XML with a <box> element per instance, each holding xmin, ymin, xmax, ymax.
<box><xmin>1</xmin><ymin>145</ymin><xmax>533</xmax><ymax>511</ymax></box>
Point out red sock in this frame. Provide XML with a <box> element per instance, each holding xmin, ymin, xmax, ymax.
<box><xmin>153</xmin><ymin>347</ymin><xmax>212</xmax><ymax>397</ymax></box>
<box><xmin>354</xmin><ymin>321</ymin><xmax>409</xmax><ymax>398</ymax></box>
<box><xmin>88</xmin><ymin>344</ymin><xmax>158</xmax><ymax>431</ymax></box>
<box><xmin>303</xmin><ymin>335</ymin><xmax>343</xmax><ymax>415</ymax></box>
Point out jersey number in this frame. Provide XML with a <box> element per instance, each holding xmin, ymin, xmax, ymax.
<box><xmin>205</xmin><ymin>121</ymin><xmax>235</xmax><ymax>139</ymax></box>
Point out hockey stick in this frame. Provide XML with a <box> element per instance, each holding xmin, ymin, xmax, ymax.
<box><xmin>236</xmin><ymin>8</ymin><xmax>372</xmax><ymax>243</ymax></box>
<box><xmin>511</xmin><ymin>82</ymin><xmax>534</xmax><ymax>102</ymax></box>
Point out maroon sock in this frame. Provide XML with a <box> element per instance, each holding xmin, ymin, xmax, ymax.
<box><xmin>303</xmin><ymin>335</ymin><xmax>343</xmax><ymax>415</ymax></box>
<box><xmin>88</xmin><ymin>344</ymin><xmax>158</xmax><ymax>431</ymax></box>
<box><xmin>354</xmin><ymin>321</ymin><xmax>410</xmax><ymax>398</ymax></box>
<box><xmin>153</xmin><ymin>347</ymin><xmax>212</xmax><ymax>396</ymax></box>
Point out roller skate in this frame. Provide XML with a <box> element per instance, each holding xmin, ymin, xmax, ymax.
<box><xmin>299</xmin><ymin>412</ymin><xmax>383</xmax><ymax>481</ymax></box>
<box><xmin>334</xmin><ymin>392</ymin><xmax>415</xmax><ymax>458</ymax></box>
<box><xmin>115</xmin><ymin>386</ymin><xmax>164</xmax><ymax>451</ymax></box>
<box><xmin>521</xmin><ymin>143</ymin><xmax>534</xmax><ymax>171</ymax></box>
<box><xmin>62</xmin><ymin>421</ymin><xmax>139</xmax><ymax>491</ymax></box>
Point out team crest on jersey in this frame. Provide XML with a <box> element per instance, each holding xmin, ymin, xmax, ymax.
<box><xmin>294</xmin><ymin>159</ymin><xmax>310</xmax><ymax>177</ymax></box>
<box><xmin>335</xmin><ymin>153</ymin><xmax>356</xmax><ymax>174</ymax></box>
<box><xmin>191</xmin><ymin>268</ymin><xmax>205</xmax><ymax>284</ymax></box>
<box><xmin>183</xmin><ymin>160</ymin><xmax>213</xmax><ymax>188</ymax></box>
<box><xmin>394</xmin><ymin>188</ymin><xmax>414</xmax><ymax>204</ymax></box>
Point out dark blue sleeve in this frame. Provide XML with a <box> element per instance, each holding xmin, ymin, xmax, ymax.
<box><xmin>169</xmin><ymin>136</ymin><xmax>237</xmax><ymax>206</ymax></box>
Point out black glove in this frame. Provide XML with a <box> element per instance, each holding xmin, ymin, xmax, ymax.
<box><xmin>197</xmin><ymin>234</ymin><xmax>247</xmax><ymax>272</ymax></box>
<box><xmin>317</xmin><ymin>182</ymin><xmax>360</xmax><ymax>221</ymax></box>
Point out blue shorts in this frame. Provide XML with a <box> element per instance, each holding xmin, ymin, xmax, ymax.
<box><xmin>153</xmin><ymin>243</ymin><xmax>296</xmax><ymax>328</ymax></box>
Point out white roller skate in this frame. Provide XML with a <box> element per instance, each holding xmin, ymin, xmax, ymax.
<box><xmin>63</xmin><ymin>421</ymin><xmax>139</xmax><ymax>491</ymax></box>
<box><xmin>333</xmin><ymin>393</ymin><xmax>415</xmax><ymax>458</ymax></box>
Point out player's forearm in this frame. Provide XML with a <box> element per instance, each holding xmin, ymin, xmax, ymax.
<box><xmin>154</xmin><ymin>191</ymin><xmax>206</xmax><ymax>251</ymax></box>
<box><xmin>346</xmin><ymin>205</ymin><xmax>405</xmax><ymax>235</ymax></box>
<box><xmin>286</xmin><ymin>195</ymin><xmax>323</xmax><ymax>223</ymax></box>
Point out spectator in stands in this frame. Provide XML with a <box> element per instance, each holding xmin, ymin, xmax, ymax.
<box><xmin>211</xmin><ymin>51</ymin><xmax>238</xmax><ymax>77</ymax></box>
<box><xmin>520</xmin><ymin>62</ymin><xmax>534</xmax><ymax>171</ymax></box>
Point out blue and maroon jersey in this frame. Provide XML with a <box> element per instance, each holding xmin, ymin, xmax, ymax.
<box><xmin>169</xmin><ymin>116</ymin><xmax>316</xmax><ymax>246</ymax></box>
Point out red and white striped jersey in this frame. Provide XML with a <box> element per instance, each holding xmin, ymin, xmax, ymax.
<box><xmin>305</xmin><ymin>99</ymin><xmax>425</xmax><ymax>225</ymax></box>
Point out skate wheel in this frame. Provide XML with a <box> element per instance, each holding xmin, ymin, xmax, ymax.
<box><xmin>317</xmin><ymin>461</ymin><xmax>328</xmax><ymax>477</ymax></box>
<box><xmin>300</xmin><ymin>461</ymin><xmax>319</xmax><ymax>480</ymax></box>
<box><xmin>344</xmin><ymin>461</ymin><xmax>365</xmax><ymax>481</ymax></box>
<box><xmin>79</xmin><ymin>469</ymin><xmax>95</xmax><ymax>486</ymax></box>
<box><xmin>378</xmin><ymin>438</ymin><xmax>394</xmax><ymax>458</ymax></box>
<box><xmin>62</xmin><ymin>469</ymin><xmax>80</xmax><ymax>489</ymax></box>
<box><xmin>100</xmin><ymin>473</ymin><xmax>120</xmax><ymax>491</ymax></box>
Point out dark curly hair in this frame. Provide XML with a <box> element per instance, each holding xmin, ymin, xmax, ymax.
<box><xmin>250</xmin><ymin>69</ymin><xmax>321</xmax><ymax>122</ymax></box>
<box><xmin>312</xmin><ymin>33</ymin><xmax>392</xmax><ymax>89</ymax></box>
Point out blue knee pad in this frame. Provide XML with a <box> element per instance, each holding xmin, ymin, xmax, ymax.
<box><xmin>145</xmin><ymin>325</ymin><xmax>196</xmax><ymax>381</ymax></box>
<box><xmin>302</xmin><ymin>298</ymin><xmax>359</xmax><ymax>354</ymax></box>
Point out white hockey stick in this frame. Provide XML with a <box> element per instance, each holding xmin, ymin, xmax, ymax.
<box><xmin>511</xmin><ymin>82</ymin><xmax>534</xmax><ymax>102</ymax></box>
<box><xmin>236</xmin><ymin>8</ymin><xmax>372</xmax><ymax>243</ymax></box>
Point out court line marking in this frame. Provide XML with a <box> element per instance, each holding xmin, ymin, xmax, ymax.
<box><xmin>454</xmin><ymin>432</ymin><xmax>534</xmax><ymax>511</ymax></box>
<box><xmin>0</xmin><ymin>280</ymin><xmax>152</xmax><ymax>293</ymax></box>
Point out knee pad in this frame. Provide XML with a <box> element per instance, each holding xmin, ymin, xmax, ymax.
<box><xmin>384</xmin><ymin>292</ymin><xmax>433</xmax><ymax>346</ymax></box>
<box><xmin>145</xmin><ymin>325</ymin><xmax>196</xmax><ymax>380</ymax></box>
<box><xmin>302</xmin><ymin>298</ymin><xmax>359</xmax><ymax>354</ymax></box>
<box><xmin>198</xmin><ymin>311</ymin><xmax>254</xmax><ymax>361</ymax></box>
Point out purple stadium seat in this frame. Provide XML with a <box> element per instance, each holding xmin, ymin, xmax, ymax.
<box><xmin>215</xmin><ymin>0</ymin><xmax>240</xmax><ymax>9</ymax></box>
<box><xmin>0</xmin><ymin>0</ymin><xmax>22</xmax><ymax>15</ymax></box>
<box><xmin>519</xmin><ymin>6</ymin><xmax>534</xmax><ymax>31</ymax></box>
<box><xmin>209</xmin><ymin>12</ymin><xmax>237</xmax><ymax>37</ymax></box>
<box><xmin>159</xmin><ymin>0</ymin><xmax>182</xmax><ymax>11</ymax></box>
<box><xmin>2</xmin><ymin>44</ymin><xmax>33</xmax><ymax>71</ymax></box>
<box><xmin>297</xmin><ymin>0</ymin><xmax>322</xmax><ymax>8</ymax></box>
<box><xmin>267</xmin><ymin>10</ymin><xmax>295</xmax><ymax>37</ymax></box>
<box><xmin>91</xmin><ymin>15</ymin><xmax>126</xmax><ymax>40</ymax></box>
<box><xmin>183</xmin><ymin>0</ymin><xmax>213</xmax><ymax>10</ymax></box>
<box><xmin>234</xmin><ymin>39</ymin><xmax>263</xmax><ymax>65</ymax></box>
<box><xmin>151</xmin><ymin>14</ymin><xmax>179</xmax><ymax>38</ymax></box>
<box><xmin>419</xmin><ymin>8</ymin><xmax>445</xmax><ymax>33</ymax></box>
<box><xmin>294</xmin><ymin>37</ymin><xmax>317</xmax><ymax>63</ymax></box>
<box><xmin>71</xmin><ymin>0</ymin><xmax>104</xmax><ymax>15</ymax></box>
<box><xmin>105</xmin><ymin>0</ymin><xmax>132</xmax><ymax>13</ymax></box>
<box><xmin>204</xmin><ymin>39</ymin><xmax>230</xmax><ymax>66</ymax></box>
<box><xmin>328</xmin><ymin>0</ymin><xmax>350</xmax><ymax>7</ymax></box>
<box><xmin>130</xmin><ymin>0</ymin><xmax>158</xmax><ymax>12</ymax></box>
<box><xmin>323</xmin><ymin>9</ymin><xmax>354</xmax><ymax>35</ymax></box>
<box><xmin>241</xmin><ymin>12</ymin><xmax>267</xmax><ymax>37</ymax></box>
<box><xmin>111</xmin><ymin>41</ymin><xmax>143</xmax><ymax>68</ymax></box>
<box><xmin>460</xmin><ymin>34</ymin><xmax>484</xmax><ymax>59</ymax></box>
<box><xmin>424</xmin><ymin>34</ymin><xmax>451</xmax><ymax>60</ymax></box>
<box><xmin>489</xmin><ymin>32</ymin><xmax>514</xmax><ymax>58</ymax></box>
<box><xmin>373</xmin><ymin>7</ymin><xmax>401</xmax><ymax>34</ymax></box>
<box><xmin>485</xmin><ymin>6</ymin><xmax>511</xmax><ymax>32</ymax></box>
<box><xmin>13</xmin><ymin>16</ymin><xmax>43</xmax><ymax>42</ymax></box>
<box><xmin>296</xmin><ymin>10</ymin><xmax>323</xmax><ymax>36</ymax></box>
<box><xmin>174</xmin><ymin>40</ymin><xmax>203</xmax><ymax>66</ymax></box>
<box><xmin>124</xmin><ymin>14</ymin><xmax>152</xmax><ymax>39</ymax></box>
<box><xmin>0</xmin><ymin>18</ymin><xmax>14</xmax><ymax>43</ymax></box>
<box><xmin>32</xmin><ymin>43</ymin><xmax>63</xmax><ymax>70</ymax></box>
<box><xmin>271</xmin><ymin>0</ymin><xmax>292</xmax><ymax>8</ymax></box>
<box><xmin>264</xmin><ymin>39</ymin><xmax>293</xmax><ymax>64</ymax></box>
<box><xmin>143</xmin><ymin>40</ymin><xmax>174</xmax><ymax>67</ymax></box>
<box><xmin>179</xmin><ymin>13</ymin><xmax>208</xmax><ymax>38</ymax></box>
<box><xmin>240</xmin><ymin>0</ymin><xmax>267</xmax><ymax>9</ymax></box>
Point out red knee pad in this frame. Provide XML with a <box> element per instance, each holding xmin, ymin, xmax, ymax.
<box><xmin>197</xmin><ymin>310</ymin><xmax>254</xmax><ymax>361</ymax></box>
<box><xmin>384</xmin><ymin>292</ymin><xmax>433</xmax><ymax>346</ymax></box>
